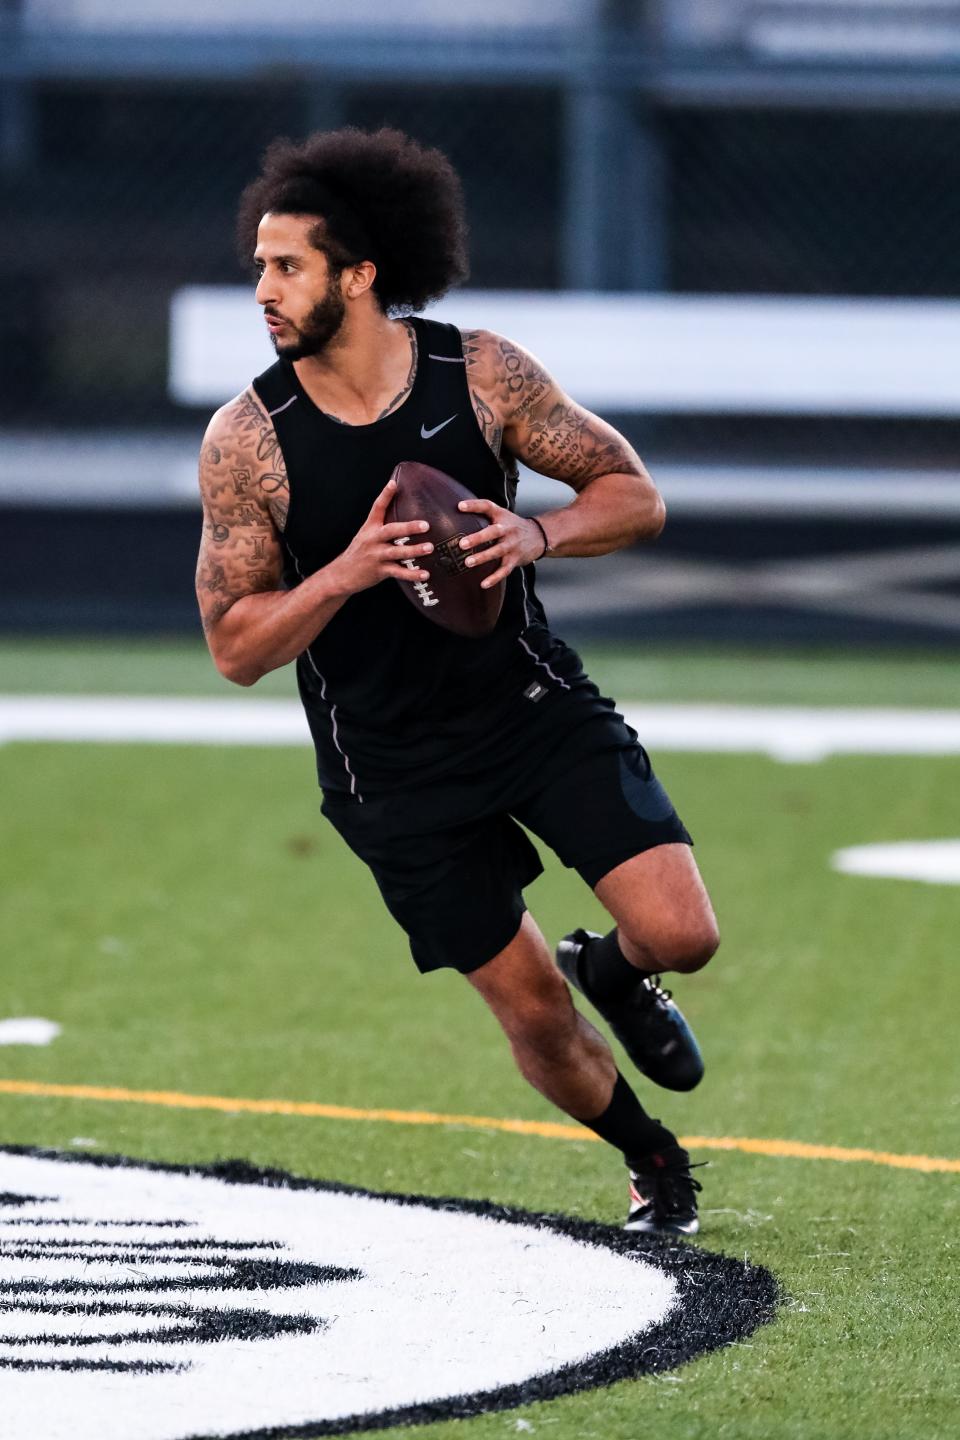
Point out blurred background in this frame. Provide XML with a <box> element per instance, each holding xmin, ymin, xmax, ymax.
<box><xmin>2</xmin><ymin>0</ymin><xmax>960</xmax><ymax>645</ymax></box>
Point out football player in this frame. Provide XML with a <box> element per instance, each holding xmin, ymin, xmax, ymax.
<box><xmin>196</xmin><ymin>128</ymin><xmax>719</xmax><ymax>1235</ymax></box>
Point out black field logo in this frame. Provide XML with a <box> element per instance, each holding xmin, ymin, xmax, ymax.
<box><xmin>0</xmin><ymin>1147</ymin><xmax>777</xmax><ymax>1439</ymax></box>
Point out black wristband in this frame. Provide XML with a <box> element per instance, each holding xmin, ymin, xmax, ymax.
<box><xmin>529</xmin><ymin>515</ymin><xmax>551</xmax><ymax>560</ymax></box>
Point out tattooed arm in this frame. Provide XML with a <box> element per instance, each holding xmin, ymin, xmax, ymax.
<box><xmin>455</xmin><ymin>330</ymin><xmax>665</xmax><ymax>587</ymax></box>
<box><xmin>196</xmin><ymin>389</ymin><xmax>434</xmax><ymax>685</ymax></box>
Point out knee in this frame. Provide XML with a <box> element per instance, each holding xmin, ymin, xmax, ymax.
<box><xmin>670</xmin><ymin>919</ymin><xmax>720</xmax><ymax>974</ymax></box>
<box><xmin>622</xmin><ymin>917</ymin><xmax>720</xmax><ymax>976</ymax></box>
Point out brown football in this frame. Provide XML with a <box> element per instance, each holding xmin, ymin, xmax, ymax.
<box><xmin>386</xmin><ymin>461</ymin><xmax>505</xmax><ymax>638</ymax></box>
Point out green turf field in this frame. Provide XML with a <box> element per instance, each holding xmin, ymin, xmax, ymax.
<box><xmin>1</xmin><ymin>640</ymin><xmax>958</xmax><ymax>1438</ymax></box>
<box><xmin>3</xmin><ymin>635</ymin><xmax>960</xmax><ymax>705</ymax></box>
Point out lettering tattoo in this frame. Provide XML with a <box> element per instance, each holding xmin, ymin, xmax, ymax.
<box><xmin>462</xmin><ymin>329</ymin><xmax>642</xmax><ymax>486</ymax></box>
<box><xmin>502</xmin><ymin>342</ymin><xmax>552</xmax><ymax>426</ymax></box>
<box><xmin>462</xmin><ymin>330</ymin><xmax>549</xmax><ymax>467</ymax></box>
<box><xmin>195</xmin><ymin>387</ymin><xmax>289</xmax><ymax>634</ymax></box>
<box><xmin>235</xmin><ymin>502</ymin><xmax>268</xmax><ymax>526</ymax></box>
<box><xmin>245</xmin><ymin>569</ymin><xmax>278</xmax><ymax>590</ymax></box>
<box><xmin>522</xmin><ymin>402</ymin><xmax>640</xmax><ymax>485</ymax></box>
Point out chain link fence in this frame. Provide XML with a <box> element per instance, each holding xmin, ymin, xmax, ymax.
<box><xmin>5</xmin><ymin>77</ymin><xmax>958</xmax><ymax>472</ymax></box>
<box><xmin>2</xmin><ymin>82</ymin><xmax>562</xmax><ymax>424</ymax></box>
<box><xmin>3</xmin><ymin>4</ymin><xmax>960</xmax><ymax>640</ymax></box>
<box><xmin>2</xmin><ymin>5</ymin><xmax>960</xmax><ymax>448</ymax></box>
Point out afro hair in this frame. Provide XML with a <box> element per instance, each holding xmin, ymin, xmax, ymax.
<box><xmin>236</xmin><ymin>127</ymin><xmax>469</xmax><ymax>314</ymax></box>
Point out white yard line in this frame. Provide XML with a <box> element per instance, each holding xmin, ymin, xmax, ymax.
<box><xmin>0</xmin><ymin>1018</ymin><xmax>61</xmax><ymax>1047</ymax></box>
<box><xmin>0</xmin><ymin>696</ymin><xmax>310</xmax><ymax>747</ymax></box>
<box><xmin>2</xmin><ymin>696</ymin><xmax>960</xmax><ymax>762</ymax></box>
<box><xmin>832</xmin><ymin>840</ymin><xmax>960</xmax><ymax>885</ymax></box>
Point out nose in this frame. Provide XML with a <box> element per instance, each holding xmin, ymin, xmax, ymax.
<box><xmin>255</xmin><ymin>269</ymin><xmax>279</xmax><ymax>307</ymax></box>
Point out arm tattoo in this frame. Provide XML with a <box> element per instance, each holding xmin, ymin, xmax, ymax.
<box><xmin>233</xmin><ymin>391</ymin><xmax>269</xmax><ymax>434</ymax></box>
<box><xmin>462</xmin><ymin>329</ymin><xmax>641</xmax><ymax>486</ymax></box>
<box><xmin>223</xmin><ymin>390</ymin><xmax>291</xmax><ymax>528</ymax></box>
<box><xmin>464</xmin><ymin>334</ymin><xmax>550</xmax><ymax>417</ymax></box>
<box><xmin>199</xmin><ymin>559</ymin><xmax>227</xmax><ymax>593</ymax></box>
<box><xmin>195</xmin><ymin>388</ymin><xmax>287</xmax><ymax>634</ymax></box>
<box><xmin>522</xmin><ymin>402</ymin><xmax>641</xmax><ymax>485</ymax></box>
<box><xmin>496</xmin><ymin>339</ymin><xmax>551</xmax><ymax>420</ymax></box>
<box><xmin>461</xmin><ymin>329</ymin><xmax>484</xmax><ymax>371</ymax></box>
<box><xmin>462</xmin><ymin>331</ymin><xmax>550</xmax><ymax>466</ymax></box>
<box><xmin>259</xmin><ymin>471</ymin><xmax>289</xmax><ymax>529</ymax></box>
<box><xmin>470</xmin><ymin>388</ymin><xmax>503</xmax><ymax>459</ymax></box>
<box><xmin>196</xmin><ymin>551</ymin><xmax>241</xmax><ymax>635</ymax></box>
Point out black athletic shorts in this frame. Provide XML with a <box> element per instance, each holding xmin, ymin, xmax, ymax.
<box><xmin>321</xmin><ymin>707</ymin><xmax>691</xmax><ymax>976</ymax></box>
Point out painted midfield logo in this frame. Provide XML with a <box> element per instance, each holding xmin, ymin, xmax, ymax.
<box><xmin>0</xmin><ymin>1148</ymin><xmax>777</xmax><ymax>1440</ymax></box>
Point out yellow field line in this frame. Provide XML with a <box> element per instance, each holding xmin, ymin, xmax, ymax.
<box><xmin>678</xmin><ymin>1134</ymin><xmax>960</xmax><ymax>1174</ymax></box>
<box><xmin>1</xmin><ymin>1078</ymin><xmax>957</xmax><ymax>1175</ymax></box>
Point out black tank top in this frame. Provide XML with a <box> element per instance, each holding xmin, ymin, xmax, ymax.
<box><xmin>252</xmin><ymin>316</ymin><xmax>595</xmax><ymax>799</ymax></box>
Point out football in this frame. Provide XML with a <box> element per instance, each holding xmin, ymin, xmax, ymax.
<box><xmin>386</xmin><ymin>461</ymin><xmax>505</xmax><ymax>638</ymax></box>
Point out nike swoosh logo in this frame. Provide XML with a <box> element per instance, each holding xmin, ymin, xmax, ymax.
<box><xmin>420</xmin><ymin>414</ymin><xmax>457</xmax><ymax>440</ymax></box>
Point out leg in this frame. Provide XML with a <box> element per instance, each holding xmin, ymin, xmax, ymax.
<box><xmin>556</xmin><ymin>846</ymin><xmax>716</xmax><ymax>1092</ymax></box>
<box><xmin>511</xmin><ymin>738</ymin><xmax>718</xmax><ymax>979</ymax></box>
<box><xmin>326</xmin><ymin>774</ymin><xmax>701</xmax><ymax>1228</ymax></box>
<box><xmin>512</xmin><ymin>736</ymin><xmax>716</xmax><ymax>1089</ymax></box>
<box><xmin>594</xmin><ymin>842</ymin><xmax>720</xmax><ymax>976</ymax></box>
<box><xmin>466</xmin><ymin>911</ymin><xmax>616</xmax><ymax>1122</ymax></box>
<box><xmin>469</xmin><ymin>910</ymin><xmax>702</xmax><ymax>1237</ymax></box>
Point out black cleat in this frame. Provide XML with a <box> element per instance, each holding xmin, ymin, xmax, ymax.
<box><xmin>625</xmin><ymin>1145</ymin><xmax>703</xmax><ymax>1237</ymax></box>
<box><xmin>556</xmin><ymin>929</ymin><xmax>705</xmax><ymax>1091</ymax></box>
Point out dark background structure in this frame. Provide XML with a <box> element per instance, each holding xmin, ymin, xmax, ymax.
<box><xmin>3</xmin><ymin>0</ymin><xmax>959</xmax><ymax>641</ymax></box>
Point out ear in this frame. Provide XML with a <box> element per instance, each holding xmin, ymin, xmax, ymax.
<box><xmin>342</xmin><ymin>260</ymin><xmax>377</xmax><ymax>301</ymax></box>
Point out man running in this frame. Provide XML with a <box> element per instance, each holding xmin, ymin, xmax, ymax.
<box><xmin>196</xmin><ymin>127</ymin><xmax>719</xmax><ymax>1235</ymax></box>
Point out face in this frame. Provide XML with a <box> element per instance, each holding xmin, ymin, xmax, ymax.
<box><xmin>253</xmin><ymin>212</ymin><xmax>346</xmax><ymax>360</ymax></box>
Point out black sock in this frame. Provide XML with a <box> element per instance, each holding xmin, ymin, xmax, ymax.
<box><xmin>581</xmin><ymin>1072</ymin><xmax>677</xmax><ymax>1162</ymax></box>
<box><xmin>581</xmin><ymin>928</ymin><xmax>650</xmax><ymax>1003</ymax></box>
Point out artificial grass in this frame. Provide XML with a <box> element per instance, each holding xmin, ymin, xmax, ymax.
<box><xmin>2</xmin><ymin>733</ymin><xmax>958</xmax><ymax>1438</ymax></box>
<box><xmin>3</xmin><ymin>634</ymin><xmax>960</xmax><ymax>708</ymax></box>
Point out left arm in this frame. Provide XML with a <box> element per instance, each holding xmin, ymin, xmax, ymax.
<box><xmin>457</xmin><ymin>330</ymin><xmax>665</xmax><ymax>589</ymax></box>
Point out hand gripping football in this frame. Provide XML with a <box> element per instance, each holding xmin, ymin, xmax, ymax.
<box><xmin>386</xmin><ymin>462</ymin><xmax>505</xmax><ymax>638</ymax></box>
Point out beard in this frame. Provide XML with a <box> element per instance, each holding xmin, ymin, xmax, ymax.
<box><xmin>269</xmin><ymin>277</ymin><xmax>346</xmax><ymax>360</ymax></box>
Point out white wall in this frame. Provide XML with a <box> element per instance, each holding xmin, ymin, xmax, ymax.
<box><xmin>169</xmin><ymin>288</ymin><xmax>960</xmax><ymax>418</ymax></box>
<box><xmin>23</xmin><ymin>0</ymin><xmax>598</xmax><ymax>32</ymax></box>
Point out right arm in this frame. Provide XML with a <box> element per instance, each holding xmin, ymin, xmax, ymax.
<box><xmin>195</xmin><ymin>389</ymin><xmax>434</xmax><ymax>686</ymax></box>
